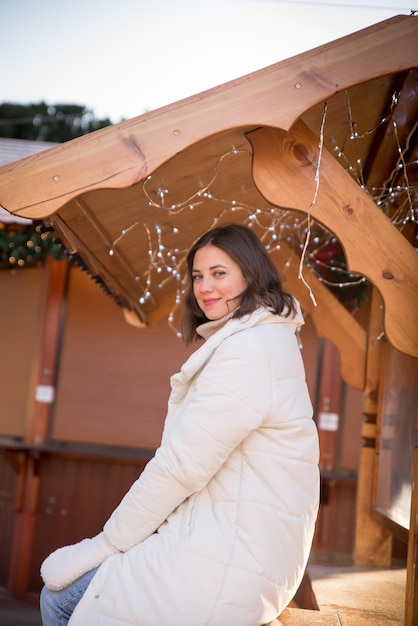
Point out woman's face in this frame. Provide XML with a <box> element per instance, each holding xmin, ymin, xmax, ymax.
<box><xmin>192</xmin><ymin>244</ymin><xmax>248</xmax><ymax>320</ymax></box>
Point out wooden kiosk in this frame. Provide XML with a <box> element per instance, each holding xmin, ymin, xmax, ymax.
<box><xmin>0</xmin><ymin>14</ymin><xmax>417</xmax><ymax>624</ymax></box>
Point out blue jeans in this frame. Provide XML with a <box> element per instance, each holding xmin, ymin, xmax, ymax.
<box><xmin>40</xmin><ymin>568</ymin><xmax>98</xmax><ymax>626</ymax></box>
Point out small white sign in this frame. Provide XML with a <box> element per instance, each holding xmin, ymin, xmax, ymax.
<box><xmin>35</xmin><ymin>385</ymin><xmax>55</xmax><ymax>404</ymax></box>
<box><xmin>318</xmin><ymin>411</ymin><xmax>339</xmax><ymax>432</ymax></box>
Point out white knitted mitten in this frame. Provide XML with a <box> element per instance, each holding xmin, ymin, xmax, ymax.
<box><xmin>40</xmin><ymin>531</ymin><xmax>120</xmax><ymax>591</ymax></box>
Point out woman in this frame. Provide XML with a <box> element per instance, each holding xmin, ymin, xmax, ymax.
<box><xmin>40</xmin><ymin>223</ymin><xmax>320</xmax><ymax>626</ymax></box>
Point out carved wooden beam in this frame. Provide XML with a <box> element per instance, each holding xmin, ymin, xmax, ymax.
<box><xmin>247</xmin><ymin>122</ymin><xmax>418</xmax><ymax>358</ymax></box>
<box><xmin>353</xmin><ymin>287</ymin><xmax>392</xmax><ymax>567</ymax></box>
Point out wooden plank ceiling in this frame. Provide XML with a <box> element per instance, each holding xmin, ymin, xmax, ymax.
<box><xmin>0</xmin><ymin>15</ymin><xmax>417</xmax><ymax>388</ymax></box>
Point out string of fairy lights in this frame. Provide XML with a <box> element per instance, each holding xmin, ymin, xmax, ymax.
<box><xmin>102</xmin><ymin>92</ymin><xmax>416</xmax><ymax>335</ymax></box>
<box><xmin>1</xmin><ymin>86</ymin><xmax>417</xmax><ymax>340</ymax></box>
<box><xmin>332</xmin><ymin>89</ymin><xmax>417</xmax><ymax>231</ymax></box>
<box><xmin>126</xmin><ymin>152</ymin><xmax>324</xmax><ymax>335</ymax></box>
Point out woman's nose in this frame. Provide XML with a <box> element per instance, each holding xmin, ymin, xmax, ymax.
<box><xmin>199</xmin><ymin>276</ymin><xmax>213</xmax><ymax>292</ymax></box>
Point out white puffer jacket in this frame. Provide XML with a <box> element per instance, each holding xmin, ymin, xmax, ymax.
<box><xmin>69</xmin><ymin>305</ymin><xmax>319</xmax><ymax>626</ymax></box>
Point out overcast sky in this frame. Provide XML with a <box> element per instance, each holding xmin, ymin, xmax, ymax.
<box><xmin>1</xmin><ymin>0</ymin><xmax>413</xmax><ymax>123</ymax></box>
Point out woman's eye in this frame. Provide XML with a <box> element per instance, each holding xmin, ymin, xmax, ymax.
<box><xmin>192</xmin><ymin>274</ymin><xmax>202</xmax><ymax>281</ymax></box>
<box><xmin>214</xmin><ymin>271</ymin><xmax>226</xmax><ymax>277</ymax></box>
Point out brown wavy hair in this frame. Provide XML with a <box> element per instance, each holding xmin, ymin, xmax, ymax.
<box><xmin>181</xmin><ymin>224</ymin><xmax>296</xmax><ymax>344</ymax></box>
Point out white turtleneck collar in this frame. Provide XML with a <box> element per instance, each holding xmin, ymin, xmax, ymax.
<box><xmin>196</xmin><ymin>311</ymin><xmax>236</xmax><ymax>341</ymax></box>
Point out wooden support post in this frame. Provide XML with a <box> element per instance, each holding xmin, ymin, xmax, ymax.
<box><xmin>27</xmin><ymin>258</ymin><xmax>69</xmax><ymax>447</ymax></box>
<box><xmin>317</xmin><ymin>341</ymin><xmax>342</xmax><ymax>476</ymax></box>
<box><xmin>404</xmin><ymin>438</ymin><xmax>418</xmax><ymax>625</ymax></box>
<box><xmin>353</xmin><ymin>287</ymin><xmax>392</xmax><ymax>565</ymax></box>
<box><xmin>7</xmin><ymin>453</ymin><xmax>41</xmax><ymax>598</ymax></box>
<box><xmin>8</xmin><ymin>258</ymin><xmax>68</xmax><ymax>598</ymax></box>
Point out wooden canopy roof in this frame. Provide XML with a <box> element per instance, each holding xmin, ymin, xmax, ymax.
<box><xmin>1</xmin><ymin>15</ymin><xmax>417</xmax><ymax>390</ymax></box>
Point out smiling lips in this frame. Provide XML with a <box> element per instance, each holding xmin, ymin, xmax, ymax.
<box><xmin>202</xmin><ymin>298</ymin><xmax>221</xmax><ymax>306</ymax></box>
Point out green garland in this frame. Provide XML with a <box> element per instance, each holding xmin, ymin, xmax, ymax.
<box><xmin>0</xmin><ymin>223</ymin><xmax>67</xmax><ymax>269</ymax></box>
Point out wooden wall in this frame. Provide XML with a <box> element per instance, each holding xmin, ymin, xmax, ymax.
<box><xmin>51</xmin><ymin>268</ymin><xmax>194</xmax><ymax>449</ymax></box>
<box><xmin>0</xmin><ymin>266</ymin><xmax>44</xmax><ymax>438</ymax></box>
